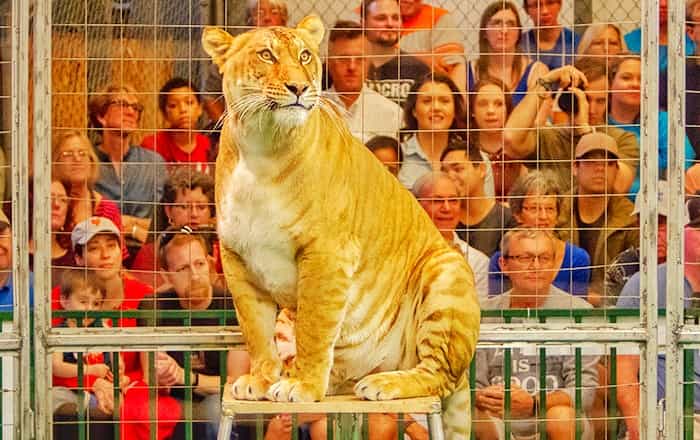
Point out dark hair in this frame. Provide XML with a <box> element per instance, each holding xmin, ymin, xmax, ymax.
<box><xmin>574</xmin><ymin>56</ymin><xmax>608</xmax><ymax>83</ymax></box>
<box><xmin>59</xmin><ymin>270</ymin><xmax>107</xmax><ymax>300</ymax></box>
<box><xmin>608</xmin><ymin>53</ymin><xmax>641</xmax><ymax>118</ymax></box>
<box><xmin>478</xmin><ymin>1</ymin><xmax>524</xmax><ymax>86</ymax></box>
<box><xmin>329</xmin><ymin>20</ymin><xmax>364</xmax><ymax>43</ymax></box>
<box><xmin>469</xmin><ymin>77</ymin><xmax>512</xmax><ymax>141</ymax></box>
<box><xmin>365</xmin><ymin>135</ymin><xmax>403</xmax><ymax>163</ymax></box>
<box><xmin>401</xmin><ymin>72</ymin><xmax>467</xmax><ymax>138</ymax></box>
<box><xmin>158</xmin><ymin>77</ymin><xmax>201</xmax><ymax>113</ymax></box>
<box><xmin>88</xmin><ymin>83</ymin><xmax>139</xmax><ymax>130</ymax></box>
<box><xmin>157</xmin><ymin>225</ymin><xmax>212</xmax><ymax>270</ymax></box>
<box><xmin>158</xmin><ymin>168</ymin><xmax>216</xmax><ymax>232</ymax></box>
<box><xmin>440</xmin><ymin>136</ymin><xmax>482</xmax><ymax>163</ymax></box>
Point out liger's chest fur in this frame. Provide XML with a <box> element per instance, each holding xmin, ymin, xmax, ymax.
<box><xmin>217</xmin><ymin>158</ymin><xmax>300</xmax><ymax>306</ymax></box>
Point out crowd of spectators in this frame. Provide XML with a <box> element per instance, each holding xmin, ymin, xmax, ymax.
<box><xmin>12</xmin><ymin>0</ymin><xmax>697</xmax><ymax>438</ymax></box>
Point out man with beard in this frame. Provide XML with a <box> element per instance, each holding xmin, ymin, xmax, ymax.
<box><xmin>138</xmin><ymin>227</ymin><xmax>243</xmax><ymax>440</ymax></box>
<box><xmin>360</xmin><ymin>0</ymin><xmax>430</xmax><ymax>107</ymax></box>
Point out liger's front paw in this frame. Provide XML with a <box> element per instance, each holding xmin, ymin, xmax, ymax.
<box><xmin>354</xmin><ymin>371</ymin><xmax>408</xmax><ymax>400</ymax></box>
<box><xmin>232</xmin><ymin>374</ymin><xmax>273</xmax><ymax>400</ymax></box>
<box><xmin>267</xmin><ymin>378</ymin><xmax>325</xmax><ymax>402</ymax></box>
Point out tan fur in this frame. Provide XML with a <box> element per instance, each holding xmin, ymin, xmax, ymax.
<box><xmin>203</xmin><ymin>16</ymin><xmax>480</xmax><ymax>439</ymax></box>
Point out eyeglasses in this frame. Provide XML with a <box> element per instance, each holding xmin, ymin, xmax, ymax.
<box><xmin>107</xmin><ymin>99</ymin><xmax>144</xmax><ymax>114</ymax></box>
<box><xmin>487</xmin><ymin>19</ymin><xmax>519</xmax><ymax>28</ymax></box>
<box><xmin>59</xmin><ymin>149</ymin><xmax>90</xmax><ymax>160</ymax></box>
<box><xmin>521</xmin><ymin>205</ymin><xmax>557</xmax><ymax>215</ymax></box>
<box><xmin>505</xmin><ymin>253</ymin><xmax>554</xmax><ymax>265</ymax></box>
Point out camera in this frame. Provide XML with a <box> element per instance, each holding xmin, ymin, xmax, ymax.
<box><xmin>551</xmin><ymin>81</ymin><xmax>585</xmax><ymax>116</ymax></box>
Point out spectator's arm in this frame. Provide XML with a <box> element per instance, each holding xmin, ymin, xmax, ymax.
<box><xmin>227</xmin><ymin>349</ymin><xmax>251</xmax><ymax>383</ymax></box>
<box><xmin>616</xmin><ymin>354</ymin><xmax>640</xmax><ymax>440</ymax></box>
<box><xmin>123</xmin><ymin>215</ymin><xmax>151</xmax><ymax>244</ymax></box>
<box><xmin>613</xmin><ymin>129</ymin><xmax>639</xmax><ymax>195</ymax></box>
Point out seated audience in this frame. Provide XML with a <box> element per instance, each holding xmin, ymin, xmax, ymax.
<box><xmin>360</xmin><ymin>0</ymin><xmax>431</xmax><ymax>107</ymax></box>
<box><xmin>565</xmin><ymin>133</ymin><xmax>639</xmax><ymax>306</ymax></box>
<box><xmin>0</xmin><ymin>210</ymin><xmax>33</xmax><ymax>311</ymax></box>
<box><xmin>521</xmin><ymin>0</ymin><xmax>580</xmax><ymax>69</ymax></box>
<box><xmin>395</xmin><ymin>0</ymin><xmax>467</xmax><ymax>91</ymax></box>
<box><xmin>469</xmin><ymin>78</ymin><xmax>526</xmax><ymax>200</ymax></box>
<box><xmin>52</xmin><ymin>130</ymin><xmax>125</xmax><ymax>250</ymax></box>
<box><xmin>623</xmin><ymin>0</ymin><xmax>695</xmax><ymax>72</ymax></box>
<box><xmin>141</xmin><ymin>77</ymin><xmax>213</xmax><ymax>175</ymax></box>
<box><xmin>365</xmin><ymin>135</ymin><xmax>402</xmax><ymax>176</ymax></box>
<box><xmin>399</xmin><ymin>73</ymin><xmax>495</xmax><ymax>195</ymax></box>
<box><xmin>52</xmin><ymin>271</ymin><xmax>119</xmax><ymax>418</ymax></box>
<box><xmin>52</xmin><ymin>217</ymin><xmax>179</xmax><ymax>440</ymax></box>
<box><xmin>44</xmin><ymin>180</ymin><xmax>75</xmax><ymax>283</ymax></box>
<box><xmin>687</xmin><ymin>167</ymin><xmax>700</xmax><ymax>195</ymax></box>
<box><xmin>504</xmin><ymin>62</ymin><xmax>638</xmax><ymax>194</ymax></box>
<box><xmin>130</xmin><ymin>169</ymin><xmax>217</xmax><ymax>288</ymax></box>
<box><xmin>606</xmin><ymin>54</ymin><xmax>695</xmax><ymax>196</ymax></box>
<box><xmin>441</xmin><ymin>138</ymin><xmax>516</xmax><ymax>256</ymax></box>
<box><xmin>604</xmin><ymin>181</ymin><xmax>670</xmax><ymax>307</ymax></box>
<box><xmin>468</xmin><ymin>1</ymin><xmax>549</xmax><ymax>108</ymax></box>
<box><xmin>325</xmin><ymin>21</ymin><xmax>403</xmax><ymax>143</ymax></box>
<box><xmin>576</xmin><ymin>23</ymin><xmax>627</xmax><ymax>62</ymax></box>
<box><xmin>88</xmin><ymin>84</ymin><xmax>168</xmax><ymax>255</ymax></box>
<box><xmin>616</xmin><ymin>224</ymin><xmax>700</xmax><ymax>439</ymax></box>
<box><xmin>474</xmin><ymin>229</ymin><xmax>599</xmax><ymax>440</ymax></box>
<box><xmin>413</xmin><ymin>172</ymin><xmax>490</xmax><ymax>302</ymax></box>
<box><xmin>489</xmin><ymin>171</ymin><xmax>591</xmax><ymax>298</ymax></box>
<box><xmin>138</xmin><ymin>227</ymin><xmax>243</xmax><ymax>440</ymax></box>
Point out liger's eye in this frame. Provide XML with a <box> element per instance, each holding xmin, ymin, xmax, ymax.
<box><xmin>299</xmin><ymin>49</ymin><xmax>312</xmax><ymax>64</ymax></box>
<box><xmin>258</xmin><ymin>49</ymin><xmax>275</xmax><ymax>63</ymax></box>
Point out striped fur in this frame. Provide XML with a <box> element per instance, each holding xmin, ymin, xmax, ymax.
<box><xmin>202</xmin><ymin>16</ymin><xmax>480</xmax><ymax>438</ymax></box>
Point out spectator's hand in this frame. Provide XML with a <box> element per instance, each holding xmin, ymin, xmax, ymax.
<box><xmin>86</xmin><ymin>363</ymin><xmax>112</xmax><ymax>380</ymax></box>
<box><xmin>509</xmin><ymin>383</ymin><xmax>535</xmax><ymax>419</ymax></box>
<box><xmin>155</xmin><ymin>352</ymin><xmax>183</xmax><ymax>386</ymax></box>
<box><xmin>542</xmin><ymin>65</ymin><xmax>588</xmax><ymax>91</ymax></box>
<box><xmin>475</xmin><ymin>385</ymin><xmax>504</xmax><ymax>414</ymax></box>
<box><xmin>92</xmin><ymin>377</ymin><xmax>115</xmax><ymax>416</ymax></box>
<box><xmin>265</xmin><ymin>414</ymin><xmax>292</xmax><ymax>440</ymax></box>
<box><xmin>570</xmin><ymin>87</ymin><xmax>592</xmax><ymax>131</ymax></box>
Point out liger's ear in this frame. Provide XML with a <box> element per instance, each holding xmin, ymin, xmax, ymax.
<box><xmin>296</xmin><ymin>15</ymin><xmax>325</xmax><ymax>47</ymax></box>
<box><xmin>202</xmin><ymin>26</ymin><xmax>237</xmax><ymax>69</ymax></box>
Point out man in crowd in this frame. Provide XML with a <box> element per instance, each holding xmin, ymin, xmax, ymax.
<box><xmin>474</xmin><ymin>229</ymin><xmax>599</xmax><ymax>440</ymax></box>
<box><xmin>567</xmin><ymin>133</ymin><xmax>639</xmax><ymax>306</ymax></box>
<box><xmin>360</xmin><ymin>0</ymin><xmax>430</xmax><ymax>106</ymax></box>
<box><xmin>139</xmin><ymin>227</ymin><xmax>245</xmax><ymax>439</ymax></box>
<box><xmin>521</xmin><ymin>0</ymin><xmax>579</xmax><ymax>69</ymax></box>
<box><xmin>365</xmin><ymin>136</ymin><xmax>402</xmax><ymax>177</ymax></box>
<box><xmin>412</xmin><ymin>172</ymin><xmax>489</xmax><ymax>303</ymax></box>
<box><xmin>0</xmin><ymin>209</ymin><xmax>32</xmax><ymax>311</ymax></box>
<box><xmin>616</xmin><ymin>206</ymin><xmax>700</xmax><ymax>440</ymax></box>
<box><xmin>325</xmin><ymin>21</ymin><xmax>403</xmax><ymax>143</ymax></box>
<box><xmin>88</xmin><ymin>83</ymin><xmax>168</xmax><ymax>256</ymax></box>
<box><xmin>504</xmin><ymin>62</ymin><xmax>638</xmax><ymax>195</ymax></box>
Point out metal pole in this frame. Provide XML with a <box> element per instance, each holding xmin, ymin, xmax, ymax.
<box><xmin>639</xmin><ymin>0</ymin><xmax>660</xmax><ymax>438</ymax></box>
<box><xmin>32</xmin><ymin>0</ymin><xmax>52</xmax><ymax>437</ymax></box>
<box><xmin>664</xmin><ymin>0</ymin><xmax>688</xmax><ymax>436</ymax></box>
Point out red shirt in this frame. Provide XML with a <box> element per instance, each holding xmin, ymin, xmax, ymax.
<box><xmin>141</xmin><ymin>132</ymin><xmax>212</xmax><ymax>174</ymax></box>
<box><xmin>400</xmin><ymin>4</ymin><xmax>448</xmax><ymax>35</ymax></box>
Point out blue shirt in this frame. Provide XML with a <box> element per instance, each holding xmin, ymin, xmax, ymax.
<box><xmin>488</xmin><ymin>241</ymin><xmax>591</xmax><ymax>297</ymax></box>
<box><xmin>608</xmin><ymin>111</ymin><xmax>696</xmax><ymax>197</ymax></box>
<box><xmin>617</xmin><ymin>264</ymin><xmax>700</xmax><ymax>410</ymax></box>
<box><xmin>94</xmin><ymin>145</ymin><xmax>168</xmax><ymax>220</ymax></box>
<box><xmin>520</xmin><ymin>27</ymin><xmax>580</xmax><ymax>70</ymax></box>
<box><xmin>0</xmin><ymin>273</ymin><xmax>34</xmax><ymax>312</ymax></box>
<box><xmin>624</xmin><ymin>28</ymin><xmax>695</xmax><ymax>72</ymax></box>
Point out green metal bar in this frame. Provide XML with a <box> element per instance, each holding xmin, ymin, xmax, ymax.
<box><xmin>684</xmin><ymin>349</ymin><xmax>695</xmax><ymax>440</ymax></box>
<box><xmin>256</xmin><ymin>413</ymin><xmax>264</xmax><ymax>440</ymax></box>
<box><xmin>362</xmin><ymin>413</ymin><xmax>369</xmax><ymax>439</ymax></box>
<box><xmin>470</xmin><ymin>360</ymin><xmax>476</xmax><ymax>440</ymax></box>
<box><xmin>77</xmin><ymin>352</ymin><xmax>85</xmax><ymax>440</ymax></box>
<box><xmin>504</xmin><ymin>347</ymin><xmax>512</xmax><ymax>440</ymax></box>
<box><xmin>327</xmin><ymin>413</ymin><xmax>335</xmax><ymax>440</ymax></box>
<box><xmin>397</xmin><ymin>412</ymin><xmax>405</xmax><ymax>439</ymax></box>
<box><xmin>184</xmin><ymin>351</ymin><xmax>192</xmax><ymax>440</ymax></box>
<box><xmin>609</xmin><ymin>347</ymin><xmax>618</xmax><ymax>436</ymax></box>
<box><xmin>291</xmin><ymin>413</ymin><xmax>298</xmax><ymax>440</ymax></box>
<box><xmin>539</xmin><ymin>347</ymin><xmax>546</xmax><ymax>440</ymax></box>
<box><xmin>575</xmin><ymin>347</ymin><xmax>582</xmax><ymax>440</ymax></box>
<box><xmin>149</xmin><ymin>352</ymin><xmax>156</xmax><ymax>440</ymax></box>
<box><xmin>113</xmin><ymin>351</ymin><xmax>122</xmax><ymax>440</ymax></box>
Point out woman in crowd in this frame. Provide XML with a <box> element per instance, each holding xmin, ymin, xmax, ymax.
<box><xmin>469</xmin><ymin>78</ymin><xmax>526</xmax><ymax>200</ymax></box>
<box><xmin>576</xmin><ymin>23</ymin><xmax>627</xmax><ymax>60</ymax></box>
<box><xmin>399</xmin><ymin>73</ymin><xmax>494</xmax><ymax>193</ymax></box>
<box><xmin>607</xmin><ymin>54</ymin><xmax>696</xmax><ymax>196</ymax></box>
<box><xmin>52</xmin><ymin>130</ymin><xmax>125</xmax><ymax>247</ymax></box>
<box><xmin>49</xmin><ymin>180</ymin><xmax>74</xmax><ymax>270</ymax></box>
<box><xmin>468</xmin><ymin>1</ymin><xmax>548</xmax><ymax>108</ymax></box>
<box><xmin>488</xmin><ymin>171</ymin><xmax>592</xmax><ymax>298</ymax></box>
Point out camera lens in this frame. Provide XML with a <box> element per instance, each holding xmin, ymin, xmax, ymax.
<box><xmin>557</xmin><ymin>90</ymin><xmax>579</xmax><ymax>115</ymax></box>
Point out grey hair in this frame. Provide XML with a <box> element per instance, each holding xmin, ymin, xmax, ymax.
<box><xmin>500</xmin><ymin>228</ymin><xmax>555</xmax><ymax>257</ymax></box>
<box><xmin>508</xmin><ymin>170</ymin><xmax>562</xmax><ymax>216</ymax></box>
<box><xmin>411</xmin><ymin>171</ymin><xmax>455</xmax><ymax>199</ymax></box>
<box><xmin>576</xmin><ymin>23</ymin><xmax>627</xmax><ymax>55</ymax></box>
